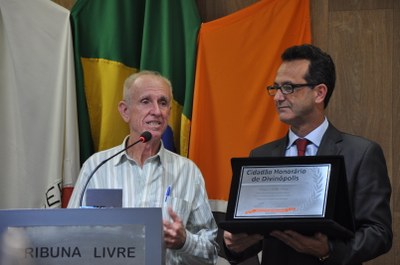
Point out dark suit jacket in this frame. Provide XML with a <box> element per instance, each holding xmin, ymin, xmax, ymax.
<box><xmin>226</xmin><ymin>123</ymin><xmax>392</xmax><ymax>265</ymax></box>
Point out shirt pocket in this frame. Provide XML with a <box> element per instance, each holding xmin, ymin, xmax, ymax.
<box><xmin>163</xmin><ymin>196</ymin><xmax>190</xmax><ymax>224</ymax></box>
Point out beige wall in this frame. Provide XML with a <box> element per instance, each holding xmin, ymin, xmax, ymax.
<box><xmin>54</xmin><ymin>1</ymin><xmax>399</xmax><ymax>264</ymax></box>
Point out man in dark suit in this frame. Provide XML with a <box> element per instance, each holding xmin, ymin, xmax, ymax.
<box><xmin>223</xmin><ymin>44</ymin><xmax>392</xmax><ymax>265</ymax></box>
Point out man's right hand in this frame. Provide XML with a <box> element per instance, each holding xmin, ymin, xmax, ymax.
<box><xmin>223</xmin><ymin>231</ymin><xmax>263</xmax><ymax>253</ymax></box>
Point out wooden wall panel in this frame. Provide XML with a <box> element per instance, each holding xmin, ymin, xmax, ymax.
<box><xmin>327</xmin><ymin>10</ymin><xmax>395</xmax><ymax>265</ymax></box>
<box><xmin>329</xmin><ymin>0</ymin><xmax>393</xmax><ymax>11</ymax></box>
<box><xmin>326</xmin><ymin>9</ymin><xmax>393</xmax><ymax>167</ymax></box>
<box><xmin>392</xmin><ymin>2</ymin><xmax>400</xmax><ymax>265</ymax></box>
<box><xmin>196</xmin><ymin>0</ymin><xmax>258</xmax><ymax>22</ymax></box>
<box><xmin>327</xmin><ymin>2</ymin><xmax>397</xmax><ymax>265</ymax></box>
<box><xmin>51</xmin><ymin>0</ymin><xmax>75</xmax><ymax>10</ymax></box>
<box><xmin>310</xmin><ymin>0</ymin><xmax>329</xmax><ymax>49</ymax></box>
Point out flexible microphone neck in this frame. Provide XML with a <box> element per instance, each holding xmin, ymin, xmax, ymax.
<box><xmin>78</xmin><ymin>131</ymin><xmax>152</xmax><ymax>207</ymax></box>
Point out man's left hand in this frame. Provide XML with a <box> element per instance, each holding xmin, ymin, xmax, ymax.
<box><xmin>270</xmin><ymin>230</ymin><xmax>329</xmax><ymax>258</ymax></box>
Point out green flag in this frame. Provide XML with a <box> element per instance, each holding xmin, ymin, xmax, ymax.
<box><xmin>71</xmin><ymin>0</ymin><xmax>201</xmax><ymax>164</ymax></box>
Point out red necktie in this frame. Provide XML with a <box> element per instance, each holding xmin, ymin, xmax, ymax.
<box><xmin>296</xmin><ymin>138</ymin><xmax>309</xmax><ymax>156</ymax></box>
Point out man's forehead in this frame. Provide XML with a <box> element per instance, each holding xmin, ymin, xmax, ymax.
<box><xmin>276</xmin><ymin>60</ymin><xmax>309</xmax><ymax>80</ymax></box>
<box><xmin>135</xmin><ymin>75</ymin><xmax>166</xmax><ymax>87</ymax></box>
<box><xmin>132</xmin><ymin>87</ymin><xmax>172</xmax><ymax>102</ymax></box>
<box><xmin>133</xmin><ymin>76</ymin><xmax>171</xmax><ymax>96</ymax></box>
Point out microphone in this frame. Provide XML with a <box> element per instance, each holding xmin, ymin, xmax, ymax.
<box><xmin>78</xmin><ymin>131</ymin><xmax>152</xmax><ymax>207</ymax></box>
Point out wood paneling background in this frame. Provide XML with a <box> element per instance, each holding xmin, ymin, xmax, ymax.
<box><xmin>53</xmin><ymin>1</ymin><xmax>399</xmax><ymax>264</ymax></box>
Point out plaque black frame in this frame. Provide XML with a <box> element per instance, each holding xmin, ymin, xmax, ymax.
<box><xmin>219</xmin><ymin>156</ymin><xmax>355</xmax><ymax>239</ymax></box>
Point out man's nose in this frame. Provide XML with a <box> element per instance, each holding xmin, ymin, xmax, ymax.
<box><xmin>273</xmin><ymin>89</ymin><xmax>285</xmax><ymax>101</ymax></box>
<box><xmin>151</xmin><ymin>103</ymin><xmax>162</xmax><ymax>114</ymax></box>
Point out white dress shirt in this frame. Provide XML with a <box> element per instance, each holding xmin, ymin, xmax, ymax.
<box><xmin>285</xmin><ymin>117</ymin><xmax>329</xmax><ymax>156</ymax></box>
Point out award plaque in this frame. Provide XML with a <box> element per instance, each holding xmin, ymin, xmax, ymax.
<box><xmin>219</xmin><ymin>156</ymin><xmax>355</xmax><ymax>239</ymax></box>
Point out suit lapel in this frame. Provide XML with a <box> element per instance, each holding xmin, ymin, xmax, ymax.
<box><xmin>272</xmin><ymin>136</ymin><xmax>289</xmax><ymax>156</ymax></box>
<box><xmin>317</xmin><ymin>123</ymin><xmax>343</xmax><ymax>156</ymax></box>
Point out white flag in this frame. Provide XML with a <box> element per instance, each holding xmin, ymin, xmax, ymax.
<box><xmin>0</xmin><ymin>0</ymin><xmax>79</xmax><ymax>208</ymax></box>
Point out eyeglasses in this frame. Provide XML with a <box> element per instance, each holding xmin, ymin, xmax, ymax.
<box><xmin>266</xmin><ymin>83</ymin><xmax>317</xmax><ymax>96</ymax></box>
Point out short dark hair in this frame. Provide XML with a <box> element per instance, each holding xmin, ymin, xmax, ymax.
<box><xmin>281</xmin><ymin>44</ymin><xmax>336</xmax><ymax>108</ymax></box>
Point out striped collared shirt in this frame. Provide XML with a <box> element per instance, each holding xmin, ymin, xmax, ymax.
<box><xmin>68</xmin><ymin>137</ymin><xmax>219</xmax><ymax>264</ymax></box>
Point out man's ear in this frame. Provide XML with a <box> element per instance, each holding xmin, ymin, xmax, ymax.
<box><xmin>118</xmin><ymin>101</ymin><xmax>130</xmax><ymax>122</ymax></box>
<box><xmin>314</xmin><ymin>84</ymin><xmax>327</xmax><ymax>105</ymax></box>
